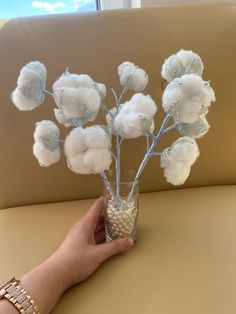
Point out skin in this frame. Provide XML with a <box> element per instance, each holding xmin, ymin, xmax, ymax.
<box><xmin>0</xmin><ymin>197</ymin><xmax>134</xmax><ymax>314</ymax></box>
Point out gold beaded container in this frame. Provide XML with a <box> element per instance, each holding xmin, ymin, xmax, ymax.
<box><xmin>103</xmin><ymin>169</ymin><xmax>139</xmax><ymax>241</ymax></box>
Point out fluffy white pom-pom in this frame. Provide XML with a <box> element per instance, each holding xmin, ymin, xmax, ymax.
<box><xmin>33</xmin><ymin>142</ymin><xmax>60</xmax><ymax>167</ymax></box>
<box><xmin>64</xmin><ymin>126</ymin><xmax>112</xmax><ymax>174</ymax></box>
<box><xmin>178</xmin><ymin>116</ymin><xmax>210</xmax><ymax>139</ymax></box>
<box><xmin>161</xmin><ymin>160</ymin><xmax>191</xmax><ymax>185</ymax></box>
<box><xmin>161</xmin><ymin>49</ymin><xmax>204</xmax><ymax>82</ymax></box>
<box><xmin>66</xmin><ymin>154</ymin><xmax>92</xmax><ymax>174</ymax></box>
<box><xmin>53</xmin><ymin>70</ymin><xmax>102</xmax><ymax>123</ymax></box>
<box><xmin>160</xmin><ymin>136</ymin><xmax>199</xmax><ymax>185</ymax></box>
<box><xmin>114</xmin><ymin>111</ymin><xmax>154</xmax><ymax>139</ymax></box>
<box><xmin>84</xmin><ymin>148</ymin><xmax>112</xmax><ymax>173</ymax></box>
<box><xmin>12</xmin><ymin>61</ymin><xmax>47</xmax><ymax>111</ymax></box>
<box><xmin>113</xmin><ymin>94</ymin><xmax>157</xmax><ymax>139</ymax></box>
<box><xmin>118</xmin><ymin>61</ymin><xmax>148</xmax><ymax>92</ymax></box>
<box><xmin>33</xmin><ymin>120</ymin><xmax>60</xmax><ymax>167</ymax></box>
<box><xmin>129</xmin><ymin>93</ymin><xmax>157</xmax><ymax>116</ymax></box>
<box><xmin>53</xmin><ymin>72</ymin><xmax>94</xmax><ymax>90</ymax></box>
<box><xmin>167</xmin><ymin>136</ymin><xmax>199</xmax><ymax>166</ymax></box>
<box><xmin>54</xmin><ymin>86</ymin><xmax>100</xmax><ymax>119</ymax></box>
<box><xmin>85</xmin><ymin>125</ymin><xmax>111</xmax><ymax>149</ymax></box>
<box><xmin>64</xmin><ymin>127</ymin><xmax>87</xmax><ymax>156</ymax></box>
<box><xmin>162</xmin><ymin>74</ymin><xmax>215</xmax><ymax>123</ymax></box>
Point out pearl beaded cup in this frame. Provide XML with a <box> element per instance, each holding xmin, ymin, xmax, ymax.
<box><xmin>105</xmin><ymin>199</ymin><xmax>138</xmax><ymax>240</ymax></box>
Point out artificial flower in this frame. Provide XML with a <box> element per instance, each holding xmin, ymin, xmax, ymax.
<box><xmin>12</xmin><ymin>61</ymin><xmax>47</xmax><ymax>111</ymax></box>
<box><xmin>161</xmin><ymin>49</ymin><xmax>204</xmax><ymax>82</ymax></box>
<box><xmin>162</xmin><ymin>74</ymin><xmax>215</xmax><ymax>123</ymax></box>
<box><xmin>33</xmin><ymin>120</ymin><xmax>60</xmax><ymax>166</ymax></box>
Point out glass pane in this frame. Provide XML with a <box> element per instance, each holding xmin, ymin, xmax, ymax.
<box><xmin>0</xmin><ymin>0</ymin><xmax>98</xmax><ymax>19</ymax></box>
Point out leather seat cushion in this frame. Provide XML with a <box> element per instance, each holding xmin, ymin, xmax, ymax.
<box><xmin>1</xmin><ymin>185</ymin><xmax>236</xmax><ymax>314</ymax></box>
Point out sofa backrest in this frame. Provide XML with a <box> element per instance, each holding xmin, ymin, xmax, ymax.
<box><xmin>0</xmin><ymin>3</ymin><xmax>235</xmax><ymax>209</ymax></box>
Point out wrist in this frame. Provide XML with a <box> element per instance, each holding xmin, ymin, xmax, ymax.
<box><xmin>20</xmin><ymin>255</ymin><xmax>71</xmax><ymax>314</ymax></box>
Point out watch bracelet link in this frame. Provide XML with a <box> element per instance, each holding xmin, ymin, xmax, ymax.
<box><xmin>0</xmin><ymin>276</ymin><xmax>40</xmax><ymax>314</ymax></box>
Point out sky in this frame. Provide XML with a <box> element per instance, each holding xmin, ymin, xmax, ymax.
<box><xmin>0</xmin><ymin>0</ymin><xmax>97</xmax><ymax>19</ymax></box>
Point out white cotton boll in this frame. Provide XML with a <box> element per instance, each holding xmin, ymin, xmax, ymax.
<box><xmin>177</xmin><ymin>50</ymin><xmax>204</xmax><ymax>76</ymax></box>
<box><xmin>65</xmin><ymin>126</ymin><xmax>112</xmax><ymax>174</ymax></box>
<box><xmin>118</xmin><ymin>61</ymin><xmax>148</xmax><ymax>92</ymax></box>
<box><xmin>33</xmin><ymin>120</ymin><xmax>60</xmax><ymax>167</ymax></box>
<box><xmin>11</xmin><ymin>88</ymin><xmax>40</xmax><ymax>111</ymax></box>
<box><xmin>130</xmin><ymin>93</ymin><xmax>157</xmax><ymax>116</ymax></box>
<box><xmin>161</xmin><ymin>159</ymin><xmax>191</xmax><ymax>185</ymax></box>
<box><xmin>114</xmin><ymin>112</ymin><xmax>140</xmax><ymax>138</ymax></box>
<box><xmin>119</xmin><ymin>66</ymin><xmax>148</xmax><ymax>92</ymax></box>
<box><xmin>17</xmin><ymin>67</ymin><xmax>41</xmax><ymax>86</ymax></box>
<box><xmin>168</xmin><ymin>136</ymin><xmax>199</xmax><ymax>166</ymax></box>
<box><xmin>95</xmin><ymin>83</ymin><xmax>106</xmax><ymax>100</ymax></box>
<box><xmin>54</xmin><ymin>109</ymin><xmax>74</xmax><ymax>127</ymax></box>
<box><xmin>161</xmin><ymin>49</ymin><xmax>204</xmax><ymax>82</ymax></box>
<box><xmin>114</xmin><ymin>112</ymin><xmax>152</xmax><ymax>139</ymax></box>
<box><xmin>53</xmin><ymin>72</ymin><xmax>94</xmax><ymax>90</ymax></box>
<box><xmin>33</xmin><ymin>142</ymin><xmax>60</xmax><ymax>167</ymax></box>
<box><xmin>25</xmin><ymin>61</ymin><xmax>47</xmax><ymax>79</ymax></box>
<box><xmin>56</xmin><ymin>87</ymin><xmax>101</xmax><ymax>119</ymax></box>
<box><xmin>178</xmin><ymin>116</ymin><xmax>210</xmax><ymax>139</ymax></box>
<box><xmin>67</xmin><ymin>154</ymin><xmax>92</xmax><ymax>174</ymax></box>
<box><xmin>34</xmin><ymin>120</ymin><xmax>59</xmax><ymax>144</ymax></box>
<box><xmin>24</xmin><ymin>61</ymin><xmax>47</xmax><ymax>83</ymax></box>
<box><xmin>84</xmin><ymin>148</ymin><xmax>112</xmax><ymax>173</ymax></box>
<box><xmin>12</xmin><ymin>61</ymin><xmax>47</xmax><ymax>111</ymax></box>
<box><xmin>64</xmin><ymin>127</ymin><xmax>87</xmax><ymax>158</ymax></box>
<box><xmin>118</xmin><ymin>62</ymin><xmax>136</xmax><ymax>77</ymax></box>
<box><xmin>85</xmin><ymin>125</ymin><xmax>111</xmax><ymax>149</ymax></box>
<box><xmin>162</xmin><ymin>74</ymin><xmax>215</xmax><ymax>123</ymax></box>
<box><xmin>119</xmin><ymin>101</ymin><xmax>132</xmax><ymax>114</ymax></box>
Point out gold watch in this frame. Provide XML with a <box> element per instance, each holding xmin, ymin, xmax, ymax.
<box><xmin>0</xmin><ymin>276</ymin><xmax>40</xmax><ymax>314</ymax></box>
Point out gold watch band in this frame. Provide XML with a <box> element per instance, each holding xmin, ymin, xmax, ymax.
<box><xmin>0</xmin><ymin>277</ymin><xmax>40</xmax><ymax>314</ymax></box>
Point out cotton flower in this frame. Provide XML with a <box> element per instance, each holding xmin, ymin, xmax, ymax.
<box><xmin>33</xmin><ymin>120</ymin><xmax>60</xmax><ymax>167</ymax></box>
<box><xmin>114</xmin><ymin>93</ymin><xmax>157</xmax><ymax>138</ymax></box>
<box><xmin>12</xmin><ymin>61</ymin><xmax>47</xmax><ymax>111</ymax></box>
<box><xmin>53</xmin><ymin>71</ymin><xmax>103</xmax><ymax>123</ymax></box>
<box><xmin>178</xmin><ymin>116</ymin><xmax>210</xmax><ymax>139</ymax></box>
<box><xmin>118</xmin><ymin>61</ymin><xmax>148</xmax><ymax>92</ymax></box>
<box><xmin>64</xmin><ymin>125</ymin><xmax>112</xmax><ymax>174</ymax></box>
<box><xmin>160</xmin><ymin>136</ymin><xmax>199</xmax><ymax>185</ymax></box>
<box><xmin>161</xmin><ymin>49</ymin><xmax>204</xmax><ymax>82</ymax></box>
<box><xmin>53</xmin><ymin>72</ymin><xmax>94</xmax><ymax>89</ymax></box>
<box><xmin>162</xmin><ymin>74</ymin><xmax>215</xmax><ymax>123</ymax></box>
<box><xmin>94</xmin><ymin>82</ymin><xmax>106</xmax><ymax>100</ymax></box>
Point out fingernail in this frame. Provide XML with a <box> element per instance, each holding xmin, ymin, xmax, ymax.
<box><xmin>124</xmin><ymin>238</ymin><xmax>134</xmax><ymax>250</ymax></box>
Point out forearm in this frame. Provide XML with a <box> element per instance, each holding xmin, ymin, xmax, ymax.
<box><xmin>0</xmin><ymin>255</ymin><xmax>70</xmax><ymax>314</ymax></box>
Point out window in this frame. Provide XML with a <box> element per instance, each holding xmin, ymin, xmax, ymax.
<box><xmin>0</xmin><ymin>0</ymin><xmax>99</xmax><ymax>19</ymax></box>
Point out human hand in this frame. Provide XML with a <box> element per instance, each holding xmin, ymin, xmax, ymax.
<box><xmin>3</xmin><ymin>196</ymin><xmax>135</xmax><ymax>314</ymax></box>
<box><xmin>49</xmin><ymin>196</ymin><xmax>134</xmax><ymax>290</ymax></box>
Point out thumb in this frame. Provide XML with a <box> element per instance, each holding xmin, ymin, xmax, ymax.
<box><xmin>96</xmin><ymin>238</ymin><xmax>134</xmax><ymax>262</ymax></box>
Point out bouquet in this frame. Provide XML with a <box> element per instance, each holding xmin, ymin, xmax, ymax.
<box><xmin>11</xmin><ymin>50</ymin><xmax>215</xmax><ymax>240</ymax></box>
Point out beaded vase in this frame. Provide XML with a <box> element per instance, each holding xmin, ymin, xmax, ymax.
<box><xmin>103</xmin><ymin>169</ymin><xmax>139</xmax><ymax>241</ymax></box>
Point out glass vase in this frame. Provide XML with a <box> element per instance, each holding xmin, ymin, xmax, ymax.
<box><xmin>103</xmin><ymin>169</ymin><xmax>139</xmax><ymax>241</ymax></box>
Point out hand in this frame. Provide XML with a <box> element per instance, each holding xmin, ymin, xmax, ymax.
<box><xmin>48</xmin><ymin>196</ymin><xmax>134</xmax><ymax>289</ymax></box>
<box><xmin>11</xmin><ymin>196</ymin><xmax>134</xmax><ymax>314</ymax></box>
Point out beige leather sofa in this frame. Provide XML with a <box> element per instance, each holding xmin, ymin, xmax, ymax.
<box><xmin>1</xmin><ymin>4</ymin><xmax>236</xmax><ymax>313</ymax></box>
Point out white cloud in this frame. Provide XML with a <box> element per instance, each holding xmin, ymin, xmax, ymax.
<box><xmin>73</xmin><ymin>0</ymin><xmax>92</xmax><ymax>10</ymax></box>
<box><xmin>32</xmin><ymin>1</ymin><xmax>66</xmax><ymax>13</ymax></box>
